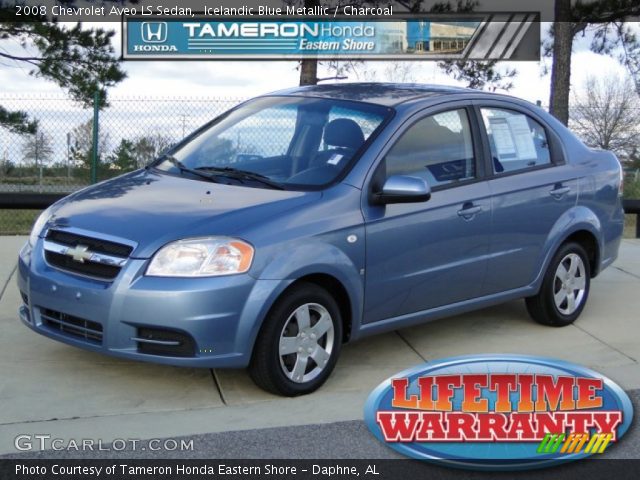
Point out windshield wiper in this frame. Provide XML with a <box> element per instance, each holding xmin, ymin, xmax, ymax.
<box><xmin>160</xmin><ymin>155</ymin><xmax>220</xmax><ymax>184</ymax></box>
<box><xmin>195</xmin><ymin>166</ymin><xmax>285</xmax><ymax>190</ymax></box>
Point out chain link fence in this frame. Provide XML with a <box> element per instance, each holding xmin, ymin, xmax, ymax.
<box><xmin>0</xmin><ymin>94</ymin><xmax>243</xmax><ymax>234</ymax></box>
<box><xmin>1</xmin><ymin>94</ymin><xmax>639</xmax><ymax>236</ymax></box>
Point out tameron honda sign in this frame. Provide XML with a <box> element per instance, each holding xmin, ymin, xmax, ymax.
<box><xmin>123</xmin><ymin>16</ymin><xmax>540</xmax><ymax>60</ymax></box>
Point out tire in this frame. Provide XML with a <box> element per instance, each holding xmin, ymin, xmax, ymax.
<box><xmin>526</xmin><ymin>242</ymin><xmax>591</xmax><ymax>327</ymax></box>
<box><xmin>249</xmin><ymin>282</ymin><xmax>343</xmax><ymax>396</ymax></box>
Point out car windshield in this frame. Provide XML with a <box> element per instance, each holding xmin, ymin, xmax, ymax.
<box><xmin>155</xmin><ymin>96</ymin><xmax>391</xmax><ymax>189</ymax></box>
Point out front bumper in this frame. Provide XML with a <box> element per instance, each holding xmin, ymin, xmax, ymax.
<box><xmin>17</xmin><ymin>240</ymin><xmax>285</xmax><ymax>368</ymax></box>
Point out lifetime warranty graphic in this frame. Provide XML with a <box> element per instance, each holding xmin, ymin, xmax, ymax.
<box><xmin>364</xmin><ymin>355</ymin><xmax>633</xmax><ymax>470</ymax></box>
<box><xmin>123</xmin><ymin>15</ymin><xmax>539</xmax><ymax>60</ymax></box>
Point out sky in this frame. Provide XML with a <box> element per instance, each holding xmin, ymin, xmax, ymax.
<box><xmin>0</xmin><ymin>22</ymin><xmax>634</xmax><ymax>106</ymax></box>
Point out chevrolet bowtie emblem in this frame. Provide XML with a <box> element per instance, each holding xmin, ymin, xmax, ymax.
<box><xmin>65</xmin><ymin>244</ymin><xmax>93</xmax><ymax>263</ymax></box>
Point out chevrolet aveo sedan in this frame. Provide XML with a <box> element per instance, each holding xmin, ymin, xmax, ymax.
<box><xmin>18</xmin><ymin>84</ymin><xmax>624</xmax><ymax>396</ymax></box>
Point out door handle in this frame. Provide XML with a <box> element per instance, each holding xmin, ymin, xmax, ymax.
<box><xmin>457</xmin><ymin>205</ymin><xmax>482</xmax><ymax>219</ymax></box>
<box><xmin>549</xmin><ymin>186</ymin><xmax>571</xmax><ymax>199</ymax></box>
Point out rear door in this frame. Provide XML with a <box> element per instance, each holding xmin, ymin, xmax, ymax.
<box><xmin>475</xmin><ymin>102</ymin><xmax>578</xmax><ymax>294</ymax></box>
<box><xmin>362</xmin><ymin>105</ymin><xmax>492</xmax><ymax>323</ymax></box>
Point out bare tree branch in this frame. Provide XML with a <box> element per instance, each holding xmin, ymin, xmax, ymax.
<box><xmin>571</xmin><ymin>73</ymin><xmax>640</xmax><ymax>159</ymax></box>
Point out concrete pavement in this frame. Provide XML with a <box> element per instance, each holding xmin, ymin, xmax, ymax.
<box><xmin>0</xmin><ymin>236</ymin><xmax>639</xmax><ymax>456</ymax></box>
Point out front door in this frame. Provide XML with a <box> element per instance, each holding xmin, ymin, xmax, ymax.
<box><xmin>362</xmin><ymin>107</ymin><xmax>491</xmax><ymax>324</ymax></box>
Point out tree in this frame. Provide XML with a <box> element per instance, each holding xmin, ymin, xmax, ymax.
<box><xmin>330</xmin><ymin>61</ymin><xmax>417</xmax><ymax>82</ymax></box>
<box><xmin>571</xmin><ymin>74</ymin><xmax>640</xmax><ymax>160</ymax></box>
<box><xmin>0</xmin><ymin>158</ymin><xmax>14</xmax><ymax>176</ymax></box>
<box><xmin>548</xmin><ymin>0</ymin><xmax>573</xmax><ymax>126</ymax></box>
<box><xmin>297</xmin><ymin>0</ymin><xmax>320</xmax><ymax>85</ymax></box>
<box><xmin>547</xmin><ymin>0</ymin><xmax>640</xmax><ymax>125</ymax></box>
<box><xmin>438</xmin><ymin>60</ymin><xmax>517</xmax><ymax>91</ymax></box>
<box><xmin>108</xmin><ymin>139</ymin><xmax>138</xmax><ymax>171</ymax></box>
<box><xmin>317</xmin><ymin>59</ymin><xmax>358</xmax><ymax>82</ymax></box>
<box><xmin>0</xmin><ymin>0</ymin><xmax>131</xmax><ymax>133</ymax></box>
<box><xmin>69</xmin><ymin>120</ymin><xmax>109</xmax><ymax>169</ymax></box>
<box><xmin>383</xmin><ymin>62</ymin><xmax>417</xmax><ymax>83</ymax></box>
<box><xmin>21</xmin><ymin>130</ymin><xmax>53</xmax><ymax>166</ymax></box>
<box><xmin>133</xmin><ymin>134</ymin><xmax>173</xmax><ymax>167</ymax></box>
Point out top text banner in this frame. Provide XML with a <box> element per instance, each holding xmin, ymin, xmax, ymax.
<box><xmin>6</xmin><ymin>1</ymin><xmax>564</xmax><ymax>21</ymax></box>
<box><xmin>123</xmin><ymin>16</ymin><xmax>540</xmax><ymax>61</ymax></box>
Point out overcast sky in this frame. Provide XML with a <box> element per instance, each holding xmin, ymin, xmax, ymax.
<box><xmin>0</xmin><ymin>22</ymin><xmax>635</xmax><ymax>107</ymax></box>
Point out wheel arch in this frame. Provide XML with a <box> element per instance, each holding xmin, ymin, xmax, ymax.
<box><xmin>534</xmin><ymin>206</ymin><xmax>604</xmax><ymax>291</ymax></box>
<box><xmin>253</xmin><ymin>273</ymin><xmax>354</xmax><ymax>345</ymax></box>
<box><xmin>241</xmin><ymin>263</ymin><xmax>362</xmax><ymax>365</ymax></box>
<box><xmin>286</xmin><ymin>274</ymin><xmax>353</xmax><ymax>343</ymax></box>
<box><xmin>562</xmin><ymin>230</ymin><xmax>600</xmax><ymax>278</ymax></box>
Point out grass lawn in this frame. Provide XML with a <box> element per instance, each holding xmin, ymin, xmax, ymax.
<box><xmin>625</xmin><ymin>213</ymin><xmax>638</xmax><ymax>239</ymax></box>
<box><xmin>0</xmin><ymin>210</ymin><xmax>42</xmax><ymax>235</ymax></box>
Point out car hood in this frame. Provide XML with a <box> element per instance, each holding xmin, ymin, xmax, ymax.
<box><xmin>44</xmin><ymin>169</ymin><xmax>320</xmax><ymax>258</ymax></box>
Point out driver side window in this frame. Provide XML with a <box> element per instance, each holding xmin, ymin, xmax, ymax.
<box><xmin>384</xmin><ymin>109</ymin><xmax>476</xmax><ymax>188</ymax></box>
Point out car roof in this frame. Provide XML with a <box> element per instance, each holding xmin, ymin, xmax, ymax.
<box><xmin>266</xmin><ymin>82</ymin><xmax>488</xmax><ymax>107</ymax></box>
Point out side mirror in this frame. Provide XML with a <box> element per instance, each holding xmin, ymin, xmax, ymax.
<box><xmin>373</xmin><ymin>175</ymin><xmax>432</xmax><ymax>205</ymax></box>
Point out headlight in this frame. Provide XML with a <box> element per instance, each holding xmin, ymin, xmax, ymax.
<box><xmin>146</xmin><ymin>237</ymin><xmax>254</xmax><ymax>277</ymax></box>
<box><xmin>29</xmin><ymin>209</ymin><xmax>51</xmax><ymax>247</ymax></box>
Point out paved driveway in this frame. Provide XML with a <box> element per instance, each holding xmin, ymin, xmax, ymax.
<box><xmin>1</xmin><ymin>236</ymin><xmax>638</xmax><ymax>455</ymax></box>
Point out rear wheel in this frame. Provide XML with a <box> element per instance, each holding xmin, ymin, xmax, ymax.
<box><xmin>526</xmin><ymin>242</ymin><xmax>591</xmax><ymax>327</ymax></box>
<box><xmin>249</xmin><ymin>283</ymin><xmax>342</xmax><ymax>396</ymax></box>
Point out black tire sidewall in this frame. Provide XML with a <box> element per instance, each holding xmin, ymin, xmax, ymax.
<box><xmin>261</xmin><ymin>284</ymin><xmax>342</xmax><ymax>396</ymax></box>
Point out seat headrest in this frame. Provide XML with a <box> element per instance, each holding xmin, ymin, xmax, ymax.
<box><xmin>324</xmin><ymin>118</ymin><xmax>365</xmax><ymax>150</ymax></box>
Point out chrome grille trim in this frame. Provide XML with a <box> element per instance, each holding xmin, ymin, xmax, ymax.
<box><xmin>43</xmin><ymin>240</ymin><xmax>128</xmax><ymax>267</ymax></box>
<box><xmin>130</xmin><ymin>337</ymin><xmax>181</xmax><ymax>346</ymax></box>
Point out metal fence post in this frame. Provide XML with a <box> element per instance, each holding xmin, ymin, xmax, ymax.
<box><xmin>91</xmin><ymin>91</ymin><xmax>100</xmax><ymax>184</ymax></box>
<box><xmin>34</xmin><ymin>127</ymin><xmax>42</xmax><ymax>192</ymax></box>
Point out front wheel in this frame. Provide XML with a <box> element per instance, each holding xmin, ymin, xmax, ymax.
<box><xmin>526</xmin><ymin>242</ymin><xmax>591</xmax><ymax>327</ymax></box>
<box><xmin>249</xmin><ymin>283</ymin><xmax>342</xmax><ymax>396</ymax></box>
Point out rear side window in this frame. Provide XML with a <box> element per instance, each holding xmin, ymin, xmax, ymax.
<box><xmin>384</xmin><ymin>109</ymin><xmax>476</xmax><ymax>188</ymax></box>
<box><xmin>480</xmin><ymin>108</ymin><xmax>551</xmax><ymax>174</ymax></box>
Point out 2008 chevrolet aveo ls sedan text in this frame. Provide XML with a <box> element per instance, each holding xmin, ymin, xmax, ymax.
<box><xmin>18</xmin><ymin>84</ymin><xmax>624</xmax><ymax>396</ymax></box>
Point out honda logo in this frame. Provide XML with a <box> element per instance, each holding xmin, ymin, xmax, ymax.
<box><xmin>141</xmin><ymin>22</ymin><xmax>168</xmax><ymax>43</ymax></box>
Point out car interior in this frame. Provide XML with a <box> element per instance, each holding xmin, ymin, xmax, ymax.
<box><xmin>384</xmin><ymin>112</ymin><xmax>476</xmax><ymax>188</ymax></box>
<box><xmin>287</xmin><ymin>118</ymin><xmax>366</xmax><ymax>184</ymax></box>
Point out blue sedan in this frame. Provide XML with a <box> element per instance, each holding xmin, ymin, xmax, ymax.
<box><xmin>18</xmin><ymin>83</ymin><xmax>625</xmax><ymax>395</ymax></box>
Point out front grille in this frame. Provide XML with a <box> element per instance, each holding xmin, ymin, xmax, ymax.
<box><xmin>40</xmin><ymin>308</ymin><xmax>103</xmax><ymax>344</ymax></box>
<box><xmin>44</xmin><ymin>230</ymin><xmax>132</xmax><ymax>280</ymax></box>
<box><xmin>45</xmin><ymin>251</ymin><xmax>121</xmax><ymax>280</ymax></box>
<box><xmin>135</xmin><ymin>327</ymin><xmax>196</xmax><ymax>357</ymax></box>
<box><xmin>46</xmin><ymin>230</ymin><xmax>133</xmax><ymax>257</ymax></box>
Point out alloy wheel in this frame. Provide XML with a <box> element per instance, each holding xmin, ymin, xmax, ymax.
<box><xmin>278</xmin><ymin>303</ymin><xmax>335</xmax><ymax>383</ymax></box>
<box><xmin>553</xmin><ymin>253</ymin><xmax>587</xmax><ymax>315</ymax></box>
